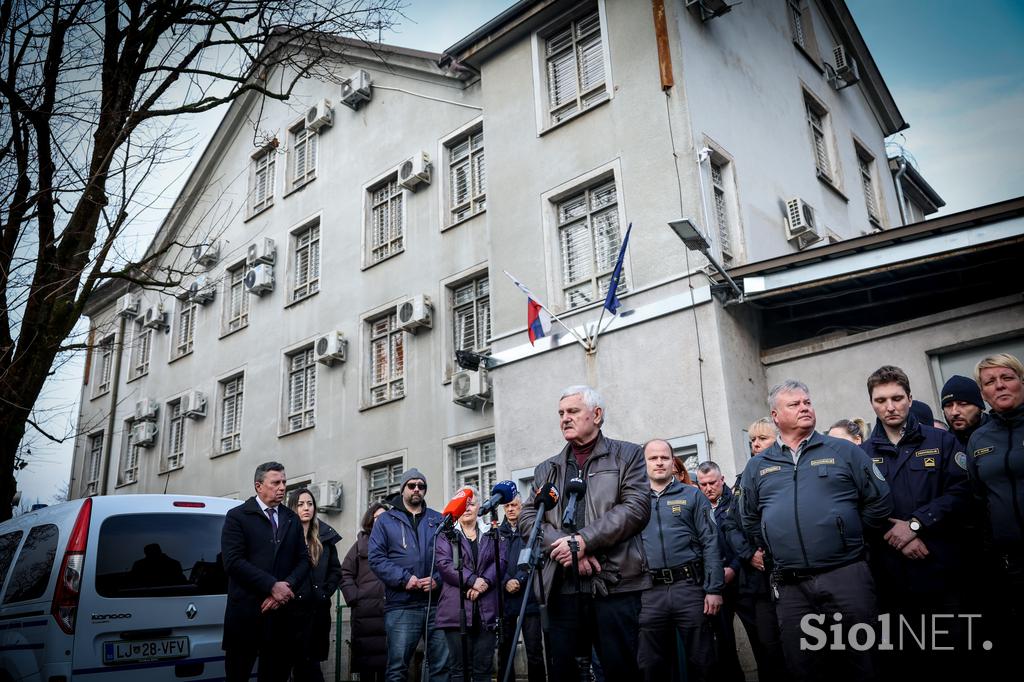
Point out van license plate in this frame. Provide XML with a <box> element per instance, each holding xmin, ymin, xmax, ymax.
<box><xmin>103</xmin><ymin>636</ymin><xmax>190</xmax><ymax>664</ymax></box>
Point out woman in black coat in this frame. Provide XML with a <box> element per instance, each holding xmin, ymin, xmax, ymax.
<box><xmin>288</xmin><ymin>488</ymin><xmax>343</xmax><ymax>682</ymax></box>
<box><xmin>340</xmin><ymin>503</ymin><xmax>388</xmax><ymax>682</ymax></box>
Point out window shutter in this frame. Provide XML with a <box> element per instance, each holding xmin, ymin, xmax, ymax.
<box><xmin>390</xmin><ymin>333</ymin><xmax>404</xmax><ymax>379</ymax></box>
<box><xmin>560</xmin><ymin>221</ymin><xmax>592</xmax><ymax>284</ymax></box>
<box><xmin>548</xmin><ymin>50</ymin><xmax>577</xmax><ymax>110</ymax></box>
<box><xmin>577</xmin><ymin>32</ymin><xmax>604</xmax><ymax>93</ymax></box>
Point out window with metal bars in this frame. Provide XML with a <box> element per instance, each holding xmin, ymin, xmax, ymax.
<box><xmin>220</xmin><ymin>374</ymin><xmax>244</xmax><ymax>454</ymax></box>
<box><xmin>452</xmin><ymin>439</ymin><xmax>497</xmax><ymax>497</ymax></box>
<box><xmin>367</xmin><ymin>312</ymin><xmax>404</xmax><ymax>406</ymax></box>
<box><xmin>788</xmin><ymin>0</ymin><xmax>821</xmax><ymax>63</ymax></box>
<box><xmin>805</xmin><ymin>98</ymin><xmax>833</xmax><ymax>182</ymax></box>
<box><xmin>856</xmin><ymin>146</ymin><xmax>881</xmax><ymax>225</ymax></box>
<box><xmin>544</xmin><ymin>9</ymin><xmax>608</xmax><ymax>125</ymax></box>
<box><xmin>131</xmin><ymin>325</ymin><xmax>152</xmax><ymax>379</ymax></box>
<box><xmin>165</xmin><ymin>400</ymin><xmax>185</xmax><ymax>470</ymax></box>
<box><xmin>367</xmin><ymin>460</ymin><xmax>404</xmax><ymax>504</ymax></box>
<box><xmin>285</xmin><ymin>347</ymin><xmax>316</xmax><ymax>432</ymax></box>
<box><xmin>86</xmin><ymin>432</ymin><xmax>103</xmax><ymax>495</ymax></box>
<box><xmin>289</xmin><ymin>122</ymin><xmax>317</xmax><ymax>190</ymax></box>
<box><xmin>368</xmin><ymin>176</ymin><xmax>403</xmax><ymax>265</ymax></box>
<box><xmin>250</xmin><ymin>148</ymin><xmax>275</xmax><ymax>215</ymax></box>
<box><xmin>224</xmin><ymin>263</ymin><xmax>249</xmax><ymax>334</ymax></box>
<box><xmin>448</xmin><ymin>129</ymin><xmax>486</xmax><ymax>224</ymax></box>
<box><xmin>451</xmin><ymin>275</ymin><xmax>491</xmax><ymax>361</ymax></box>
<box><xmin>292</xmin><ymin>222</ymin><xmax>320</xmax><ymax>301</ymax></box>
<box><xmin>119</xmin><ymin>421</ymin><xmax>138</xmax><ymax>485</ymax></box>
<box><xmin>94</xmin><ymin>335</ymin><xmax>114</xmax><ymax>396</ymax></box>
<box><xmin>557</xmin><ymin>178</ymin><xmax>625</xmax><ymax>309</ymax></box>
<box><xmin>709</xmin><ymin>160</ymin><xmax>733</xmax><ymax>260</ymax></box>
<box><xmin>174</xmin><ymin>298</ymin><xmax>196</xmax><ymax>358</ymax></box>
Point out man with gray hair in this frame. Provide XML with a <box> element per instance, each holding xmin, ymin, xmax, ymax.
<box><xmin>740</xmin><ymin>380</ymin><xmax>892</xmax><ymax>681</ymax></box>
<box><xmin>519</xmin><ymin>385</ymin><xmax>651</xmax><ymax>680</ymax></box>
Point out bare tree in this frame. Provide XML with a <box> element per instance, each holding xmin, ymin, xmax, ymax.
<box><xmin>0</xmin><ymin>0</ymin><xmax>404</xmax><ymax>520</ymax></box>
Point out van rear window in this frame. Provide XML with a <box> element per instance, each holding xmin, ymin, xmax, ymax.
<box><xmin>0</xmin><ymin>531</ymin><xmax>23</xmax><ymax>590</ymax></box>
<box><xmin>3</xmin><ymin>525</ymin><xmax>57</xmax><ymax>604</ymax></box>
<box><xmin>95</xmin><ymin>513</ymin><xmax>227</xmax><ymax>598</ymax></box>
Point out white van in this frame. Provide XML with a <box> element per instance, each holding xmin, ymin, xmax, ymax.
<box><xmin>0</xmin><ymin>494</ymin><xmax>240</xmax><ymax>681</ymax></box>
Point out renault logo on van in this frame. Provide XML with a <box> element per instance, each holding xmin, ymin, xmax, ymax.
<box><xmin>185</xmin><ymin>603</ymin><xmax>198</xmax><ymax>620</ymax></box>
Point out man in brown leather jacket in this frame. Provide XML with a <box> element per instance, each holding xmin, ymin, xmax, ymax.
<box><xmin>519</xmin><ymin>385</ymin><xmax>651</xmax><ymax>680</ymax></box>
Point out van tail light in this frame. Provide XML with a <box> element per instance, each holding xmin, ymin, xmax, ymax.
<box><xmin>51</xmin><ymin>497</ymin><xmax>92</xmax><ymax>635</ymax></box>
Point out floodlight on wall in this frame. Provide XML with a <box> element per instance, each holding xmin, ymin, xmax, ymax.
<box><xmin>455</xmin><ymin>350</ymin><xmax>498</xmax><ymax>372</ymax></box>
<box><xmin>668</xmin><ymin>218</ymin><xmax>744</xmax><ymax>302</ymax></box>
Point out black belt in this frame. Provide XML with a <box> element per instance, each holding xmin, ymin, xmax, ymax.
<box><xmin>649</xmin><ymin>561</ymin><xmax>702</xmax><ymax>585</ymax></box>
<box><xmin>772</xmin><ymin>557</ymin><xmax>862</xmax><ymax>585</ymax></box>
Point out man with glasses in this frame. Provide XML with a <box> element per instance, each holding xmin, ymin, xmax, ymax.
<box><xmin>368</xmin><ymin>468</ymin><xmax>450</xmax><ymax>682</ymax></box>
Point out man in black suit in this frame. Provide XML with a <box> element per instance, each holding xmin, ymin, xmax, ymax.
<box><xmin>221</xmin><ymin>461</ymin><xmax>310</xmax><ymax>682</ymax></box>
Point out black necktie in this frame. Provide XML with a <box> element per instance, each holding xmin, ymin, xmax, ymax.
<box><xmin>266</xmin><ymin>507</ymin><xmax>278</xmax><ymax>539</ymax></box>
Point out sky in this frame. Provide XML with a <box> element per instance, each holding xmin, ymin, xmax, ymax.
<box><xmin>15</xmin><ymin>0</ymin><xmax>1024</xmax><ymax>507</ymax></box>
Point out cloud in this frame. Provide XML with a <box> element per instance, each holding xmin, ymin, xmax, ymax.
<box><xmin>890</xmin><ymin>75</ymin><xmax>1024</xmax><ymax>214</ymax></box>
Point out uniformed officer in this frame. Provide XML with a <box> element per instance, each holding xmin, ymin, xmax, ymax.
<box><xmin>638</xmin><ymin>439</ymin><xmax>723</xmax><ymax>682</ymax></box>
<box><xmin>966</xmin><ymin>353</ymin><xmax>1024</xmax><ymax>663</ymax></box>
<box><xmin>861</xmin><ymin>365</ymin><xmax>970</xmax><ymax>678</ymax></box>
<box><xmin>740</xmin><ymin>380</ymin><xmax>892</xmax><ymax>682</ymax></box>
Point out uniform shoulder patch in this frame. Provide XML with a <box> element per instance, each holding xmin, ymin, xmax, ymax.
<box><xmin>871</xmin><ymin>463</ymin><xmax>886</xmax><ymax>481</ymax></box>
<box><xmin>955</xmin><ymin>452</ymin><xmax>968</xmax><ymax>470</ymax></box>
<box><xmin>973</xmin><ymin>446</ymin><xmax>994</xmax><ymax>457</ymax></box>
<box><xmin>759</xmin><ymin>465</ymin><xmax>782</xmax><ymax>476</ymax></box>
<box><xmin>915</xmin><ymin>448</ymin><xmax>940</xmax><ymax>457</ymax></box>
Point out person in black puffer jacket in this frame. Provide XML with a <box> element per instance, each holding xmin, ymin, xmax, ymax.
<box><xmin>341</xmin><ymin>503</ymin><xmax>389</xmax><ymax>682</ymax></box>
<box><xmin>288</xmin><ymin>488</ymin><xmax>343</xmax><ymax>682</ymax></box>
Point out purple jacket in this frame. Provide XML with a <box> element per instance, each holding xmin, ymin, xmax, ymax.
<box><xmin>435</xmin><ymin>527</ymin><xmax>499</xmax><ymax>631</ymax></box>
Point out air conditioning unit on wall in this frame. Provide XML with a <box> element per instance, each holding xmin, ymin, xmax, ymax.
<box><xmin>399</xmin><ymin>153</ymin><xmax>431</xmax><ymax>190</ymax></box>
<box><xmin>189</xmin><ymin>275</ymin><xmax>215</xmax><ymax>305</ymax></box>
<box><xmin>306</xmin><ymin>99</ymin><xmax>333</xmax><ymax>132</ymax></box>
<box><xmin>192</xmin><ymin>240</ymin><xmax>219</xmax><ymax>266</ymax></box>
<box><xmin>397</xmin><ymin>295</ymin><xmax>432</xmax><ymax>332</ymax></box>
<box><xmin>117</xmin><ymin>294</ymin><xmax>139</xmax><ymax>318</ymax></box>
<box><xmin>247</xmin><ymin>237</ymin><xmax>276</xmax><ymax>266</ymax></box>
<box><xmin>181</xmin><ymin>390</ymin><xmax>207</xmax><ymax>419</ymax></box>
<box><xmin>452</xmin><ymin>368</ymin><xmax>492</xmax><ymax>408</ymax></box>
<box><xmin>312</xmin><ymin>481</ymin><xmax>343</xmax><ymax>512</ymax></box>
<box><xmin>132</xmin><ymin>421</ymin><xmax>158</xmax><ymax>448</ymax></box>
<box><xmin>314</xmin><ymin>331</ymin><xmax>347</xmax><ymax>366</ymax></box>
<box><xmin>340</xmin><ymin>69</ymin><xmax>372</xmax><ymax>110</ymax></box>
<box><xmin>785</xmin><ymin>197</ymin><xmax>822</xmax><ymax>250</ymax></box>
<box><xmin>244</xmin><ymin>264</ymin><xmax>274</xmax><ymax>295</ymax></box>
<box><xmin>134</xmin><ymin>398</ymin><xmax>159</xmax><ymax>422</ymax></box>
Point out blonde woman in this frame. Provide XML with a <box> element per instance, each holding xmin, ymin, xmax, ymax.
<box><xmin>288</xmin><ymin>488</ymin><xmax>343</xmax><ymax>682</ymax></box>
<box><xmin>827</xmin><ymin>418</ymin><xmax>869</xmax><ymax>446</ymax></box>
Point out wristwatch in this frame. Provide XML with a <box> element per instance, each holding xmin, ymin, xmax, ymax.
<box><xmin>908</xmin><ymin>518</ymin><xmax>922</xmax><ymax>533</ymax></box>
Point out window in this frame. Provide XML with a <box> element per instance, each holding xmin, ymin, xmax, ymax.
<box><xmin>93</xmin><ymin>334</ymin><xmax>114</xmax><ymax>396</ymax></box>
<box><xmin>856</xmin><ymin>144</ymin><xmax>881</xmax><ymax>225</ymax></box>
<box><xmin>709</xmin><ymin>159</ymin><xmax>734</xmax><ymax>260</ymax></box>
<box><xmin>285</xmin><ymin>347</ymin><xmax>316</xmax><ymax>432</ymax></box>
<box><xmin>220</xmin><ymin>374</ymin><xmax>244</xmax><ymax>454</ymax></box>
<box><xmin>250</xmin><ymin>147</ymin><xmax>276</xmax><ymax>215</ymax></box>
<box><xmin>94</xmin><ymin>513</ymin><xmax>228</xmax><ymax>598</ymax></box>
<box><xmin>452</xmin><ymin>438</ymin><xmax>497</xmax><ymax>495</ymax></box>
<box><xmin>557</xmin><ymin>178</ymin><xmax>625</xmax><ymax>309</ymax></box>
<box><xmin>173</xmin><ymin>297</ymin><xmax>196</xmax><ymax>358</ymax></box>
<box><xmin>543</xmin><ymin>9</ymin><xmax>609</xmax><ymax>125</ymax></box>
<box><xmin>452</xmin><ymin>275</ymin><xmax>491</xmax><ymax>359</ymax></box>
<box><xmin>366</xmin><ymin>460</ymin><xmax>404</xmax><ymax>504</ymax></box>
<box><xmin>119</xmin><ymin>421</ymin><xmax>139</xmax><ymax>485</ymax></box>
<box><xmin>289</xmin><ymin>121</ymin><xmax>317</xmax><ymax>190</ymax></box>
<box><xmin>130</xmin><ymin>325</ymin><xmax>152</xmax><ymax>379</ymax></box>
<box><xmin>367</xmin><ymin>312</ymin><xmax>405</xmax><ymax>406</ymax></box>
<box><xmin>2</xmin><ymin>524</ymin><xmax>58</xmax><ymax>604</ymax></box>
<box><xmin>805</xmin><ymin>97</ymin><xmax>834</xmax><ymax>183</ymax></box>
<box><xmin>788</xmin><ymin>0</ymin><xmax>821</xmax><ymax>63</ymax></box>
<box><xmin>86</xmin><ymin>432</ymin><xmax>103</xmax><ymax>496</ymax></box>
<box><xmin>165</xmin><ymin>399</ymin><xmax>185</xmax><ymax>470</ymax></box>
<box><xmin>448</xmin><ymin>128</ymin><xmax>486</xmax><ymax>223</ymax></box>
<box><xmin>223</xmin><ymin>263</ymin><xmax>249</xmax><ymax>334</ymax></box>
<box><xmin>0</xmin><ymin>531</ymin><xmax>23</xmax><ymax>590</ymax></box>
<box><xmin>367</xmin><ymin>175</ymin><xmax>403</xmax><ymax>265</ymax></box>
<box><xmin>292</xmin><ymin>221</ymin><xmax>320</xmax><ymax>301</ymax></box>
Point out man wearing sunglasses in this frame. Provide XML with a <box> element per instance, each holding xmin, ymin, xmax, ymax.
<box><xmin>368</xmin><ymin>468</ymin><xmax>450</xmax><ymax>681</ymax></box>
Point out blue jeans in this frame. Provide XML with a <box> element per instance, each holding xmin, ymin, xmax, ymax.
<box><xmin>384</xmin><ymin>605</ymin><xmax>450</xmax><ymax>682</ymax></box>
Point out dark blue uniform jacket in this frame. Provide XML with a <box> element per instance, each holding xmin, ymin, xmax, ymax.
<box><xmin>740</xmin><ymin>431</ymin><xmax>892</xmax><ymax>571</ymax></box>
<box><xmin>861</xmin><ymin>414</ymin><xmax>970</xmax><ymax>593</ymax></box>
<box><xmin>967</xmin><ymin>403</ymin><xmax>1024</xmax><ymax>554</ymax></box>
<box><xmin>640</xmin><ymin>479</ymin><xmax>724</xmax><ymax>594</ymax></box>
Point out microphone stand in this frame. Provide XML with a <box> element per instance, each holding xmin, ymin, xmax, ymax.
<box><xmin>502</xmin><ymin>505</ymin><xmax>549</xmax><ymax>682</ymax></box>
<box><xmin>563</xmin><ymin>512</ymin><xmax>591</xmax><ymax>681</ymax></box>
<box><xmin>445</xmin><ymin>524</ymin><xmax>472</xmax><ymax>682</ymax></box>
<box><xmin>487</xmin><ymin>508</ymin><xmax>505</xmax><ymax>659</ymax></box>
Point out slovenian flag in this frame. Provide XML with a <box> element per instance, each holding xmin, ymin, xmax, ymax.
<box><xmin>528</xmin><ymin>298</ymin><xmax>551</xmax><ymax>345</ymax></box>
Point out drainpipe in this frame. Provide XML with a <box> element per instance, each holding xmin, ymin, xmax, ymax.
<box><xmin>893</xmin><ymin>156</ymin><xmax>908</xmax><ymax>226</ymax></box>
<box><xmin>98</xmin><ymin>314</ymin><xmax>128</xmax><ymax>495</ymax></box>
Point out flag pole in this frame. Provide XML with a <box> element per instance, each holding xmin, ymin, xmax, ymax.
<box><xmin>502</xmin><ymin>271</ymin><xmax>592</xmax><ymax>351</ymax></box>
<box><xmin>589</xmin><ymin>222</ymin><xmax>632</xmax><ymax>352</ymax></box>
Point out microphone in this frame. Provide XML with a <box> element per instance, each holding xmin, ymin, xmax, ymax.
<box><xmin>478</xmin><ymin>480</ymin><xmax>519</xmax><ymax>516</ymax></box>
<box><xmin>519</xmin><ymin>483</ymin><xmax>560</xmax><ymax>570</ymax></box>
<box><xmin>561</xmin><ymin>477</ymin><xmax>587</xmax><ymax>529</ymax></box>
<box><xmin>435</xmin><ymin>487</ymin><xmax>474</xmax><ymax>536</ymax></box>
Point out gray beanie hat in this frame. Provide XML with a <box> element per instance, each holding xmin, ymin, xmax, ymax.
<box><xmin>400</xmin><ymin>468</ymin><xmax>427</xmax><ymax>489</ymax></box>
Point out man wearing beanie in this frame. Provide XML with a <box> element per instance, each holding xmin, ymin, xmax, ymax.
<box><xmin>941</xmin><ymin>375</ymin><xmax>988</xmax><ymax>447</ymax></box>
<box><xmin>368</xmin><ymin>468</ymin><xmax>449</xmax><ymax>682</ymax></box>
